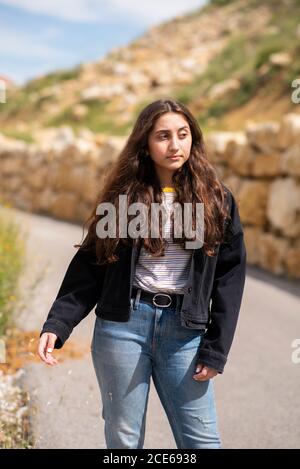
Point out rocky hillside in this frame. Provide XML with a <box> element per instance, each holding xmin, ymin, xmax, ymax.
<box><xmin>0</xmin><ymin>0</ymin><xmax>299</xmax><ymax>141</ymax></box>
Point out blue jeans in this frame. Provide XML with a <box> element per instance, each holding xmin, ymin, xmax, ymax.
<box><xmin>91</xmin><ymin>290</ymin><xmax>222</xmax><ymax>449</ymax></box>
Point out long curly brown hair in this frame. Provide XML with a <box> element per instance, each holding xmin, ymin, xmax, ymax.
<box><xmin>75</xmin><ymin>98</ymin><xmax>230</xmax><ymax>265</ymax></box>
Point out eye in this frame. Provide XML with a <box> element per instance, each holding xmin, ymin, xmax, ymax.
<box><xmin>159</xmin><ymin>133</ymin><xmax>188</xmax><ymax>140</ymax></box>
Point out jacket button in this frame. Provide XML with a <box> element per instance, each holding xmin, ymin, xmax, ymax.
<box><xmin>188</xmin><ymin>287</ymin><xmax>192</xmax><ymax>293</ymax></box>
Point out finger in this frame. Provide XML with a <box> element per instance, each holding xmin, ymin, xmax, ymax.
<box><xmin>46</xmin><ymin>334</ymin><xmax>59</xmax><ymax>364</ymax></box>
<box><xmin>197</xmin><ymin>367</ymin><xmax>208</xmax><ymax>377</ymax></box>
<box><xmin>194</xmin><ymin>373</ymin><xmax>210</xmax><ymax>381</ymax></box>
<box><xmin>38</xmin><ymin>335</ymin><xmax>48</xmax><ymax>362</ymax></box>
<box><xmin>41</xmin><ymin>352</ymin><xmax>56</xmax><ymax>365</ymax></box>
<box><xmin>44</xmin><ymin>352</ymin><xmax>59</xmax><ymax>366</ymax></box>
<box><xmin>45</xmin><ymin>348</ymin><xmax>58</xmax><ymax>361</ymax></box>
<box><xmin>195</xmin><ymin>375</ymin><xmax>210</xmax><ymax>381</ymax></box>
<box><xmin>45</xmin><ymin>356</ymin><xmax>59</xmax><ymax>366</ymax></box>
<box><xmin>195</xmin><ymin>363</ymin><xmax>204</xmax><ymax>374</ymax></box>
<box><xmin>44</xmin><ymin>335</ymin><xmax>53</xmax><ymax>362</ymax></box>
<box><xmin>193</xmin><ymin>366</ymin><xmax>209</xmax><ymax>380</ymax></box>
<box><xmin>39</xmin><ymin>334</ymin><xmax>58</xmax><ymax>365</ymax></box>
<box><xmin>46</xmin><ymin>333</ymin><xmax>57</xmax><ymax>352</ymax></box>
<box><xmin>197</xmin><ymin>370</ymin><xmax>217</xmax><ymax>381</ymax></box>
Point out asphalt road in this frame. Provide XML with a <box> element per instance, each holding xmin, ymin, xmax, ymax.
<box><xmin>9</xmin><ymin>207</ymin><xmax>300</xmax><ymax>449</ymax></box>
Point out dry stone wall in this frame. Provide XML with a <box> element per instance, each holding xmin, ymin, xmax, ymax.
<box><xmin>206</xmin><ymin>113</ymin><xmax>300</xmax><ymax>279</ymax></box>
<box><xmin>1</xmin><ymin>114</ymin><xmax>300</xmax><ymax>279</ymax></box>
<box><xmin>0</xmin><ymin>127</ymin><xmax>126</xmax><ymax>224</ymax></box>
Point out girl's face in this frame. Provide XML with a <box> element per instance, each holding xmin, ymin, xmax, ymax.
<box><xmin>147</xmin><ymin>112</ymin><xmax>192</xmax><ymax>186</ymax></box>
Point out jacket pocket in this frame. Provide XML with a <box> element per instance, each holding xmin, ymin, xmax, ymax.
<box><xmin>184</xmin><ymin>319</ymin><xmax>207</xmax><ymax>329</ymax></box>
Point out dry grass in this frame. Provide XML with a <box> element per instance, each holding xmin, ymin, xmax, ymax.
<box><xmin>0</xmin><ymin>328</ymin><xmax>90</xmax><ymax>375</ymax></box>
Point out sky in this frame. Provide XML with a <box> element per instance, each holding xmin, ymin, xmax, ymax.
<box><xmin>0</xmin><ymin>0</ymin><xmax>207</xmax><ymax>86</ymax></box>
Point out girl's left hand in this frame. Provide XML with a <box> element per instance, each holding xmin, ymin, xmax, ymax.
<box><xmin>193</xmin><ymin>363</ymin><xmax>218</xmax><ymax>381</ymax></box>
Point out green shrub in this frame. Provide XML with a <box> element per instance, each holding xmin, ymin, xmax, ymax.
<box><xmin>0</xmin><ymin>206</ymin><xmax>25</xmax><ymax>335</ymax></box>
<box><xmin>47</xmin><ymin>98</ymin><xmax>132</xmax><ymax>135</ymax></box>
<box><xmin>1</xmin><ymin>130</ymin><xmax>34</xmax><ymax>143</ymax></box>
<box><xmin>254</xmin><ymin>43</ymin><xmax>283</xmax><ymax>70</ymax></box>
<box><xmin>24</xmin><ymin>66</ymin><xmax>82</xmax><ymax>93</ymax></box>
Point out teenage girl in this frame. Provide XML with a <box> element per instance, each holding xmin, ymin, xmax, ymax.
<box><xmin>38</xmin><ymin>98</ymin><xmax>246</xmax><ymax>449</ymax></box>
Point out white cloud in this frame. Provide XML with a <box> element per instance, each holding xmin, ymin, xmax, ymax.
<box><xmin>2</xmin><ymin>62</ymin><xmax>62</xmax><ymax>85</ymax></box>
<box><xmin>0</xmin><ymin>0</ymin><xmax>206</xmax><ymax>25</ymax></box>
<box><xmin>0</xmin><ymin>25</ymin><xmax>72</xmax><ymax>59</ymax></box>
<box><xmin>111</xmin><ymin>0</ymin><xmax>205</xmax><ymax>25</ymax></box>
<box><xmin>42</xmin><ymin>26</ymin><xmax>62</xmax><ymax>40</ymax></box>
<box><xmin>0</xmin><ymin>0</ymin><xmax>208</xmax><ymax>84</ymax></box>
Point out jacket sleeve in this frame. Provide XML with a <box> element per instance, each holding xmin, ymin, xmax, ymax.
<box><xmin>39</xmin><ymin>246</ymin><xmax>107</xmax><ymax>349</ymax></box>
<box><xmin>197</xmin><ymin>191</ymin><xmax>247</xmax><ymax>373</ymax></box>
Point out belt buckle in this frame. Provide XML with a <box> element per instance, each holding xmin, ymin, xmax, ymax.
<box><xmin>152</xmin><ymin>293</ymin><xmax>172</xmax><ymax>308</ymax></box>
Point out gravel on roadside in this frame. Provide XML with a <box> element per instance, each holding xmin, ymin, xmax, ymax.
<box><xmin>0</xmin><ymin>368</ymin><xmax>33</xmax><ymax>449</ymax></box>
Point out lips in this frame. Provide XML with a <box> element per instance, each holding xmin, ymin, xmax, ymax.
<box><xmin>167</xmin><ymin>154</ymin><xmax>182</xmax><ymax>158</ymax></box>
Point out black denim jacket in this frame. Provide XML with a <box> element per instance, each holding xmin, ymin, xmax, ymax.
<box><xmin>40</xmin><ymin>187</ymin><xmax>246</xmax><ymax>373</ymax></box>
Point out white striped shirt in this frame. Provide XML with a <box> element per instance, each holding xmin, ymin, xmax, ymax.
<box><xmin>132</xmin><ymin>188</ymin><xmax>193</xmax><ymax>294</ymax></box>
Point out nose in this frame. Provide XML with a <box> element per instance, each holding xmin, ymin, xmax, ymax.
<box><xmin>169</xmin><ymin>135</ymin><xmax>180</xmax><ymax>152</ymax></box>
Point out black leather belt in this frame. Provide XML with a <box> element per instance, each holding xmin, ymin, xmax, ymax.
<box><xmin>131</xmin><ymin>287</ymin><xmax>183</xmax><ymax>308</ymax></box>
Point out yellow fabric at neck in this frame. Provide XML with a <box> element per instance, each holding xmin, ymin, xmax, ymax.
<box><xmin>162</xmin><ymin>187</ymin><xmax>175</xmax><ymax>192</ymax></box>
